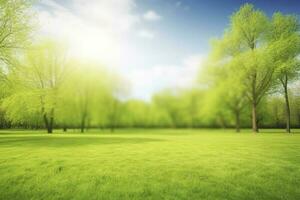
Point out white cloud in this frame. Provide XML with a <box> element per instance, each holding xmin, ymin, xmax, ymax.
<box><xmin>36</xmin><ymin>0</ymin><xmax>139</xmax><ymax>67</ymax></box>
<box><xmin>125</xmin><ymin>54</ymin><xmax>206</xmax><ymax>100</ymax></box>
<box><xmin>71</xmin><ymin>0</ymin><xmax>139</xmax><ymax>32</ymax></box>
<box><xmin>137</xmin><ymin>29</ymin><xmax>155</xmax><ymax>39</ymax></box>
<box><xmin>35</xmin><ymin>0</ymin><xmax>200</xmax><ymax>100</ymax></box>
<box><xmin>40</xmin><ymin>0</ymin><xmax>67</xmax><ymax>11</ymax></box>
<box><xmin>143</xmin><ymin>10</ymin><xmax>161</xmax><ymax>21</ymax></box>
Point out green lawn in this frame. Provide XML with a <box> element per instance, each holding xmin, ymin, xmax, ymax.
<box><xmin>0</xmin><ymin>129</ymin><xmax>300</xmax><ymax>200</ymax></box>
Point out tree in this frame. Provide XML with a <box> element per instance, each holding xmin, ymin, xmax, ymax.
<box><xmin>265</xmin><ymin>96</ymin><xmax>285</xmax><ymax>128</ymax></box>
<box><xmin>57</xmin><ymin>60</ymin><xmax>115</xmax><ymax>133</ymax></box>
<box><xmin>152</xmin><ymin>89</ymin><xmax>183</xmax><ymax>128</ymax></box>
<box><xmin>4</xmin><ymin>40</ymin><xmax>68</xmax><ymax>133</ymax></box>
<box><xmin>104</xmin><ymin>75</ymin><xmax>129</xmax><ymax>132</ymax></box>
<box><xmin>72</xmin><ymin>63</ymin><xmax>97</xmax><ymax>133</ymax></box>
<box><xmin>289</xmin><ymin>84</ymin><xmax>300</xmax><ymax>128</ymax></box>
<box><xmin>121</xmin><ymin>100</ymin><xmax>151</xmax><ymax>128</ymax></box>
<box><xmin>0</xmin><ymin>0</ymin><xmax>34</xmax><ymax>86</ymax></box>
<box><xmin>269</xmin><ymin>13</ymin><xmax>300</xmax><ymax>133</ymax></box>
<box><xmin>0</xmin><ymin>0</ymin><xmax>34</xmax><ymax>123</ymax></box>
<box><xmin>182</xmin><ymin>89</ymin><xmax>203</xmax><ymax>128</ymax></box>
<box><xmin>210</xmin><ymin>4</ymin><xmax>276</xmax><ymax>133</ymax></box>
<box><xmin>203</xmin><ymin>55</ymin><xmax>247</xmax><ymax>132</ymax></box>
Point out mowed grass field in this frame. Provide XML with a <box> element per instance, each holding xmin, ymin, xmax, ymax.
<box><xmin>0</xmin><ymin>129</ymin><xmax>300</xmax><ymax>200</ymax></box>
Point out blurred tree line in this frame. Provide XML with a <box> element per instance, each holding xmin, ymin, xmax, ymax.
<box><xmin>0</xmin><ymin>2</ymin><xmax>299</xmax><ymax>133</ymax></box>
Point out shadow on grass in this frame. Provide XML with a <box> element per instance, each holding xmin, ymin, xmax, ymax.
<box><xmin>258</xmin><ymin>129</ymin><xmax>300</xmax><ymax>134</ymax></box>
<box><xmin>0</xmin><ymin>131</ymin><xmax>45</xmax><ymax>136</ymax></box>
<box><xmin>0</xmin><ymin>136</ymin><xmax>163</xmax><ymax>148</ymax></box>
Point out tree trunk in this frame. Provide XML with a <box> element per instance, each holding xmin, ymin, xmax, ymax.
<box><xmin>63</xmin><ymin>126</ymin><xmax>67</xmax><ymax>132</ymax></box>
<box><xmin>80</xmin><ymin>116</ymin><xmax>85</xmax><ymax>133</ymax></box>
<box><xmin>48</xmin><ymin>119</ymin><xmax>53</xmax><ymax>133</ymax></box>
<box><xmin>251</xmin><ymin>70</ymin><xmax>259</xmax><ymax>133</ymax></box>
<box><xmin>47</xmin><ymin>125</ymin><xmax>53</xmax><ymax>133</ymax></box>
<box><xmin>43</xmin><ymin>113</ymin><xmax>51</xmax><ymax>134</ymax></box>
<box><xmin>297</xmin><ymin>113</ymin><xmax>300</xmax><ymax>128</ymax></box>
<box><xmin>48</xmin><ymin>108</ymin><xmax>54</xmax><ymax>134</ymax></box>
<box><xmin>235</xmin><ymin>110</ymin><xmax>240</xmax><ymax>133</ymax></box>
<box><xmin>252</xmin><ymin>102</ymin><xmax>259</xmax><ymax>133</ymax></box>
<box><xmin>283</xmin><ymin>76</ymin><xmax>291</xmax><ymax>133</ymax></box>
<box><xmin>80</xmin><ymin>119</ymin><xmax>85</xmax><ymax>133</ymax></box>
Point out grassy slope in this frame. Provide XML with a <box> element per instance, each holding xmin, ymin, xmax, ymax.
<box><xmin>0</xmin><ymin>129</ymin><xmax>299</xmax><ymax>200</ymax></box>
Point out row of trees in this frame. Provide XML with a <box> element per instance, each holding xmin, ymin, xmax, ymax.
<box><xmin>2</xmin><ymin>77</ymin><xmax>300</xmax><ymax>133</ymax></box>
<box><xmin>1</xmin><ymin>40</ymin><xmax>130</xmax><ymax>133</ymax></box>
<box><xmin>202</xmin><ymin>4</ymin><xmax>300</xmax><ymax>133</ymax></box>
<box><xmin>0</xmin><ymin>1</ymin><xmax>128</xmax><ymax>133</ymax></box>
<box><xmin>0</xmin><ymin>2</ymin><xmax>299</xmax><ymax>133</ymax></box>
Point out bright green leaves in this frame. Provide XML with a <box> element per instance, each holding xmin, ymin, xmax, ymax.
<box><xmin>230</xmin><ymin>3</ymin><xmax>269</xmax><ymax>51</ymax></box>
<box><xmin>203</xmin><ymin>3</ymin><xmax>300</xmax><ymax>131</ymax></box>
<box><xmin>0</xmin><ymin>0</ymin><xmax>34</xmax><ymax>64</ymax></box>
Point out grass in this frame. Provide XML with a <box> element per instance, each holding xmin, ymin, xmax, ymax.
<box><xmin>0</xmin><ymin>129</ymin><xmax>300</xmax><ymax>200</ymax></box>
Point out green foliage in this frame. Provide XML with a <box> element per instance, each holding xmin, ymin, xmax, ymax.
<box><xmin>269</xmin><ymin>13</ymin><xmax>300</xmax><ymax>82</ymax></box>
<box><xmin>202</xmin><ymin>3</ymin><xmax>300</xmax><ymax>132</ymax></box>
<box><xmin>0</xmin><ymin>0</ymin><xmax>34</xmax><ymax>64</ymax></box>
<box><xmin>2</xmin><ymin>40</ymin><xmax>67</xmax><ymax>128</ymax></box>
<box><xmin>0</xmin><ymin>0</ymin><xmax>34</xmax><ymax>127</ymax></box>
<box><xmin>152</xmin><ymin>89</ymin><xmax>204</xmax><ymax>128</ymax></box>
<box><xmin>230</xmin><ymin>4</ymin><xmax>269</xmax><ymax>50</ymax></box>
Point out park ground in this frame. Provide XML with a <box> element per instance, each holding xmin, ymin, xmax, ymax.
<box><xmin>0</xmin><ymin>129</ymin><xmax>300</xmax><ymax>200</ymax></box>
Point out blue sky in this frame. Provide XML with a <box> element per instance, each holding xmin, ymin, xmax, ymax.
<box><xmin>36</xmin><ymin>0</ymin><xmax>300</xmax><ymax>100</ymax></box>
